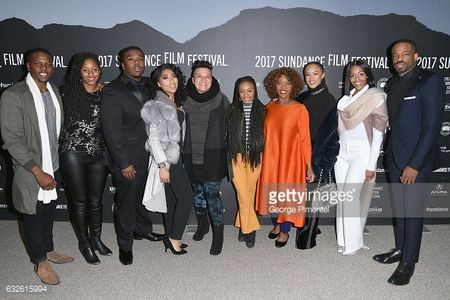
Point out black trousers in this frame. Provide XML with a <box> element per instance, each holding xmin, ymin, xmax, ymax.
<box><xmin>164</xmin><ymin>160</ymin><xmax>193</xmax><ymax>240</ymax></box>
<box><xmin>22</xmin><ymin>195</ymin><xmax>57</xmax><ymax>264</ymax></box>
<box><xmin>113</xmin><ymin>167</ymin><xmax>154</xmax><ymax>251</ymax></box>
<box><xmin>59</xmin><ymin>151</ymin><xmax>108</xmax><ymax>247</ymax></box>
<box><xmin>388</xmin><ymin>159</ymin><xmax>433</xmax><ymax>264</ymax></box>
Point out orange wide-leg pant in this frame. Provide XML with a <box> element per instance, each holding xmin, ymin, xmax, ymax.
<box><xmin>232</xmin><ymin>154</ymin><xmax>261</xmax><ymax>234</ymax></box>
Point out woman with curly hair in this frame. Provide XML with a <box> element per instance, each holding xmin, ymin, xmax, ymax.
<box><xmin>226</xmin><ymin>76</ymin><xmax>266</xmax><ymax>248</ymax></box>
<box><xmin>141</xmin><ymin>64</ymin><xmax>193</xmax><ymax>255</ymax></box>
<box><xmin>256</xmin><ymin>67</ymin><xmax>315</xmax><ymax>248</ymax></box>
<box><xmin>59</xmin><ymin>52</ymin><xmax>112</xmax><ymax>264</ymax></box>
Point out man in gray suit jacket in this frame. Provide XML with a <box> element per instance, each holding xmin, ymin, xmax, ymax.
<box><xmin>1</xmin><ymin>48</ymin><xmax>73</xmax><ymax>285</ymax></box>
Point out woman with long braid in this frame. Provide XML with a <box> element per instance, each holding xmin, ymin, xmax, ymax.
<box><xmin>59</xmin><ymin>52</ymin><xmax>112</xmax><ymax>264</ymax></box>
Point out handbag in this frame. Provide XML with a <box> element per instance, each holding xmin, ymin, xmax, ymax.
<box><xmin>310</xmin><ymin>169</ymin><xmax>337</xmax><ymax>210</ymax></box>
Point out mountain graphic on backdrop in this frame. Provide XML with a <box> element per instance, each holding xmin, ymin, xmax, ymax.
<box><xmin>1</xmin><ymin>6</ymin><xmax>449</xmax><ymax>96</ymax></box>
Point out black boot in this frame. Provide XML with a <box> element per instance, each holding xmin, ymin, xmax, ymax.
<box><xmin>210</xmin><ymin>225</ymin><xmax>224</xmax><ymax>255</ymax></box>
<box><xmin>79</xmin><ymin>245</ymin><xmax>100</xmax><ymax>265</ymax></box>
<box><xmin>245</xmin><ymin>231</ymin><xmax>256</xmax><ymax>248</ymax></box>
<box><xmin>193</xmin><ymin>213</ymin><xmax>210</xmax><ymax>241</ymax></box>
<box><xmin>89</xmin><ymin>200</ymin><xmax>112</xmax><ymax>256</ymax></box>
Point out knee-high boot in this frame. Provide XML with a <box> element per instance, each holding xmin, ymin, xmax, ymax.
<box><xmin>89</xmin><ymin>201</ymin><xmax>112</xmax><ymax>256</ymax></box>
<box><xmin>72</xmin><ymin>202</ymin><xmax>100</xmax><ymax>264</ymax></box>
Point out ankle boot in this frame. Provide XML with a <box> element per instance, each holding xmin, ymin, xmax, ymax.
<box><xmin>89</xmin><ymin>200</ymin><xmax>112</xmax><ymax>256</ymax></box>
<box><xmin>34</xmin><ymin>259</ymin><xmax>60</xmax><ymax>285</ymax></box>
<box><xmin>193</xmin><ymin>213</ymin><xmax>209</xmax><ymax>241</ymax></box>
<box><xmin>79</xmin><ymin>245</ymin><xmax>100</xmax><ymax>265</ymax></box>
<box><xmin>210</xmin><ymin>225</ymin><xmax>224</xmax><ymax>255</ymax></box>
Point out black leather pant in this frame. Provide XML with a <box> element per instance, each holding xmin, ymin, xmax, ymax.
<box><xmin>60</xmin><ymin>151</ymin><xmax>108</xmax><ymax>249</ymax></box>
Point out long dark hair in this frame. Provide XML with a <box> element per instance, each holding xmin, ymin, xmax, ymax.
<box><xmin>344</xmin><ymin>59</ymin><xmax>375</xmax><ymax>95</ymax></box>
<box><xmin>227</xmin><ymin>76</ymin><xmax>265</xmax><ymax>169</ymax></box>
<box><xmin>148</xmin><ymin>63</ymin><xmax>186</xmax><ymax>107</ymax></box>
<box><xmin>60</xmin><ymin>52</ymin><xmax>101</xmax><ymax>118</ymax></box>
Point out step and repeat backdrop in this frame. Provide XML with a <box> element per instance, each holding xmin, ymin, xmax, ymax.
<box><xmin>1</xmin><ymin>7</ymin><xmax>449</xmax><ymax>224</ymax></box>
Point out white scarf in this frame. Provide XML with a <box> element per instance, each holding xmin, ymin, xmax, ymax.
<box><xmin>26</xmin><ymin>73</ymin><xmax>61</xmax><ymax>203</ymax></box>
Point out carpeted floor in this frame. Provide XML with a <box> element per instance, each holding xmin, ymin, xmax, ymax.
<box><xmin>1</xmin><ymin>221</ymin><xmax>449</xmax><ymax>299</ymax></box>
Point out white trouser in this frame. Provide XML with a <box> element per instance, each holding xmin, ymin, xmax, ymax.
<box><xmin>334</xmin><ymin>139</ymin><xmax>370</xmax><ymax>253</ymax></box>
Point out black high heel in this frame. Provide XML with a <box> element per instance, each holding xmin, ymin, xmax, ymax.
<box><xmin>163</xmin><ymin>236</ymin><xmax>187</xmax><ymax>255</ymax></box>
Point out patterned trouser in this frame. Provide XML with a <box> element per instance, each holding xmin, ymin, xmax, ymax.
<box><xmin>192</xmin><ymin>181</ymin><xmax>224</xmax><ymax>226</ymax></box>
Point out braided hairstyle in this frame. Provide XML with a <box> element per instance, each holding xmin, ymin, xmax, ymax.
<box><xmin>60</xmin><ymin>52</ymin><xmax>101</xmax><ymax>118</ymax></box>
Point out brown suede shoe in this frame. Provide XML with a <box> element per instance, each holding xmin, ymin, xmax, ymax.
<box><xmin>47</xmin><ymin>250</ymin><xmax>74</xmax><ymax>264</ymax></box>
<box><xmin>34</xmin><ymin>259</ymin><xmax>60</xmax><ymax>285</ymax></box>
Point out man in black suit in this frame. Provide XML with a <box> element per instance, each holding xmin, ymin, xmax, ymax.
<box><xmin>373</xmin><ymin>39</ymin><xmax>445</xmax><ymax>285</ymax></box>
<box><xmin>101</xmin><ymin>46</ymin><xmax>163</xmax><ymax>265</ymax></box>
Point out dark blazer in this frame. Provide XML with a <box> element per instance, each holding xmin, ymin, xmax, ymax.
<box><xmin>386</xmin><ymin>69</ymin><xmax>445</xmax><ymax>171</ymax></box>
<box><xmin>101</xmin><ymin>74</ymin><xmax>149</xmax><ymax>174</ymax></box>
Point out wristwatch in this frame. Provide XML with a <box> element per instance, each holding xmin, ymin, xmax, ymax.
<box><xmin>157</xmin><ymin>162</ymin><xmax>167</xmax><ymax>169</ymax></box>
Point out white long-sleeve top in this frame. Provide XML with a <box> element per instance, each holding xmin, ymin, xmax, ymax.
<box><xmin>337</xmin><ymin>85</ymin><xmax>384</xmax><ymax>171</ymax></box>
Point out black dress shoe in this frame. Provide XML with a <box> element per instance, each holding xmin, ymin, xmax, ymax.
<box><xmin>388</xmin><ymin>262</ymin><xmax>415</xmax><ymax>286</ymax></box>
<box><xmin>119</xmin><ymin>249</ymin><xmax>133</xmax><ymax>265</ymax></box>
<box><xmin>79</xmin><ymin>246</ymin><xmax>100</xmax><ymax>265</ymax></box>
<box><xmin>133</xmin><ymin>232</ymin><xmax>164</xmax><ymax>242</ymax></box>
<box><xmin>373</xmin><ymin>249</ymin><xmax>402</xmax><ymax>264</ymax></box>
<box><xmin>275</xmin><ymin>233</ymin><xmax>289</xmax><ymax>248</ymax></box>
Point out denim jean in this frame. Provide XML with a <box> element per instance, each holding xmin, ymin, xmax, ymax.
<box><xmin>192</xmin><ymin>181</ymin><xmax>224</xmax><ymax>226</ymax></box>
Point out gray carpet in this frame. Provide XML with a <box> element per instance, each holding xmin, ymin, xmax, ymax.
<box><xmin>1</xmin><ymin>221</ymin><xmax>449</xmax><ymax>299</ymax></box>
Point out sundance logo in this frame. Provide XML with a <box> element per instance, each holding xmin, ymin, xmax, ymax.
<box><xmin>434</xmin><ymin>167</ymin><xmax>450</xmax><ymax>173</ymax></box>
<box><xmin>377</xmin><ymin>78</ymin><xmax>388</xmax><ymax>89</ymax></box>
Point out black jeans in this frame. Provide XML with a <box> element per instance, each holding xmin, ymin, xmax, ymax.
<box><xmin>59</xmin><ymin>151</ymin><xmax>108</xmax><ymax>248</ymax></box>
<box><xmin>164</xmin><ymin>160</ymin><xmax>193</xmax><ymax>240</ymax></box>
<box><xmin>23</xmin><ymin>198</ymin><xmax>57</xmax><ymax>264</ymax></box>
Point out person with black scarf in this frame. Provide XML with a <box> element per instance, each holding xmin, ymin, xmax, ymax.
<box><xmin>226</xmin><ymin>76</ymin><xmax>266</xmax><ymax>248</ymax></box>
<box><xmin>295</xmin><ymin>62</ymin><xmax>339</xmax><ymax>249</ymax></box>
<box><xmin>182</xmin><ymin>60</ymin><xmax>230</xmax><ymax>255</ymax></box>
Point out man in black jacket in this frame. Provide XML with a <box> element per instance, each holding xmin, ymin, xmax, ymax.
<box><xmin>373</xmin><ymin>39</ymin><xmax>445</xmax><ymax>285</ymax></box>
<box><xmin>101</xmin><ymin>46</ymin><xmax>163</xmax><ymax>265</ymax></box>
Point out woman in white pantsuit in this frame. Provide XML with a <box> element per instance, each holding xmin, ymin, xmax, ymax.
<box><xmin>335</xmin><ymin>60</ymin><xmax>388</xmax><ymax>255</ymax></box>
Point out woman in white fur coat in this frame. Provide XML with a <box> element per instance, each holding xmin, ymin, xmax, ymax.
<box><xmin>141</xmin><ymin>64</ymin><xmax>193</xmax><ymax>255</ymax></box>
